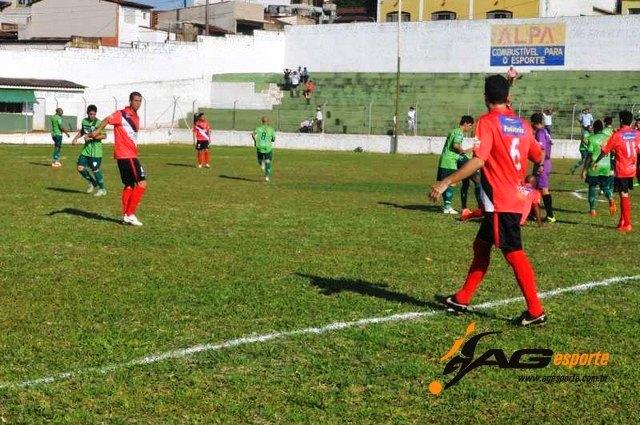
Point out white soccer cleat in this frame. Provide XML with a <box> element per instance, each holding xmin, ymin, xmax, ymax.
<box><xmin>204</xmin><ymin>164</ymin><xmax>211</xmax><ymax>168</ymax></box>
<box><xmin>443</xmin><ymin>207</ymin><xmax>459</xmax><ymax>215</ymax></box>
<box><xmin>265</xmin><ymin>176</ymin><xmax>270</xmax><ymax>182</ymax></box>
<box><xmin>123</xmin><ymin>215</ymin><xmax>143</xmax><ymax>226</ymax></box>
<box><xmin>86</xmin><ymin>184</ymin><xmax>95</xmax><ymax>194</ymax></box>
<box><xmin>94</xmin><ymin>189</ymin><xmax>107</xmax><ymax>197</ymax></box>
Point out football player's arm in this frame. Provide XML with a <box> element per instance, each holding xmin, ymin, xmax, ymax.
<box><xmin>429</xmin><ymin>157</ymin><xmax>485</xmax><ymax>202</ymax></box>
<box><xmin>71</xmin><ymin>128</ymin><xmax>84</xmax><ymax>145</ymax></box>
<box><xmin>89</xmin><ymin>116</ymin><xmax>111</xmax><ymax>139</ymax></box>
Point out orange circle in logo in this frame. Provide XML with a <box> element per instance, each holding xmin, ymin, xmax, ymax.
<box><xmin>428</xmin><ymin>380</ymin><xmax>443</xmax><ymax>395</ymax></box>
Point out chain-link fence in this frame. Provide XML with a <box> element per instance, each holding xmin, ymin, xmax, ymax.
<box><xmin>191</xmin><ymin>99</ymin><xmax>640</xmax><ymax>140</ymax></box>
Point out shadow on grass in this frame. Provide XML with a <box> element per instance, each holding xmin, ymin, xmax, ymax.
<box><xmin>297</xmin><ymin>273</ymin><xmax>499</xmax><ymax>320</ymax></box>
<box><xmin>554</xmin><ymin>219</ymin><xmax>614</xmax><ymax>230</ymax></box>
<box><xmin>29</xmin><ymin>162</ymin><xmax>52</xmax><ymax>167</ymax></box>
<box><xmin>47</xmin><ymin>208</ymin><xmax>122</xmax><ymax>224</ymax></box>
<box><xmin>46</xmin><ymin>187</ymin><xmax>85</xmax><ymax>194</ymax></box>
<box><xmin>378</xmin><ymin>201</ymin><xmax>441</xmax><ymax>213</ymax></box>
<box><xmin>553</xmin><ymin>207</ymin><xmax>584</xmax><ymax>214</ymax></box>
<box><xmin>219</xmin><ymin>174</ymin><xmax>261</xmax><ymax>183</ymax></box>
<box><xmin>166</xmin><ymin>163</ymin><xmax>194</xmax><ymax>168</ymax></box>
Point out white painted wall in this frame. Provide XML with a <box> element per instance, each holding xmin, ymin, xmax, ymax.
<box><xmin>117</xmin><ymin>5</ymin><xmax>153</xmax><ymax>46</ymax></box>
<box><xmin>285</xmin><ymin>16</ymin><xmax>640</xmax><ymax>72</ymax></box>
<box><xmin>541</xmin><ymin>0</ymin><xmax>618</xmax><ymax>17</ymax></box>
<box><xmin>0</xmin><ymin>129</ymin><xmax>585</xmax><ymax>159</ymax></box>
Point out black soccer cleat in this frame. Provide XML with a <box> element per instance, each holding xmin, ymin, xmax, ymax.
<box><xmin>513</xmin><ymin>311</ymin><xmax>547</xmax><ymax>327</ymax></box>
<box><xmin>439</xmin><ymin>294</ymin><xmax>469</xmax><ymax>314</ymax></box>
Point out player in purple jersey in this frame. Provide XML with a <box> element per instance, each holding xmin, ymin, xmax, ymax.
<box><xmin>531</xmin><ymin>113</ymin><xmax>555</xmax><ymax>222</ymax></box>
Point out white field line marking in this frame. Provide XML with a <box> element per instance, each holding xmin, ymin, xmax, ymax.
<box><xmin>571</xmin><ymin>188</ymin><xmax>608</xmax><ymax>203</ymax></box>
<box><xmin>2</xmin><ymin>275</ymin><xmax>639</xmax><ymax>390</ymax></box>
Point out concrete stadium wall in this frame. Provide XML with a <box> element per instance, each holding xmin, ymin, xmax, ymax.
<box><xmin>0</xmin><ymin>130</ymin><xmax>583</xmax><ymax>159</ymax></box>
<box><xmin>285</xmin><ymin>16</ymin><xmax>640</xmax><ymax>72</ymax></box>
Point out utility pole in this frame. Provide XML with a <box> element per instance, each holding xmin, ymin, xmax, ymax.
<box><xmin>392</xmin><ymin>0</ymin><xmax>402</xmax><ymax>154</ymax></box>
<box><xmin>205</xmin><ymin>0</ymin><xmax>210</xmax><ymax>35</ymax></box>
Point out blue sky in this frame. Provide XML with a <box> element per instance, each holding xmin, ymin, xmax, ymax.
<box><xmin>135</xmin><ymin>0</ymin><xmax>193</xmax><ymax>11</ymax></box>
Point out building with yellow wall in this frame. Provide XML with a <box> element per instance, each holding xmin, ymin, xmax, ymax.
<box><xmin>377</xmin><ymin>0</ymin><xmax>620</xmax><ymax>23</ymax></box>
<box><xmin>621</xmin><ymin>0</ymin><xmax>640</xmax><ymax>14</ymax></box>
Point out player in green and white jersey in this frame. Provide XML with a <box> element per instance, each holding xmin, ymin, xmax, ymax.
<box><xmin>581</xmin><ymin>119</ymin><xmax>615</xmax><ymax>216</ymax></box>
<box><xmin>71</xmin><ymin>105</ymin><xmax>107</xmax><ymax>196</ymax></box>
<box><xmin>252</xmin><ymin>116</ymin><xmax>276</xmax><ymax>182</ymax></box>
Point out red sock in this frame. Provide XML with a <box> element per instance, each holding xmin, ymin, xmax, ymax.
<box><xmin>204</xmin><ymin>150</ymin><xmax>210</xmax><ymax>165</ymax></box>
<box><xmin>455</xmin><ymin>239</ymin><xmax>492</xmax><ymax>304</ymax></box>
<box><xmin>621</xmin><ymin>195</ymin><xmax>631</xmax><ymax>227</ymax></box>
<box><xmin>121</xmin><ymin>187</ymin><xmax>133</xmax><ymax>215</ymax></box>
<box><xmin>504</xmin><ymin>250</ymin><xmax>544</xmax><ymax>317</ymax></box>
<box><xmin>126</xmin><ymin>185</ymin><xmax>146</xmax><ymax>216</ymax></box>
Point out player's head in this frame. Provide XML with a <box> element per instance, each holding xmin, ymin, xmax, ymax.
<box><xmin>604</xmin><ymin>116</ymin><xmax>613</xmax><ymax>126</ymax></box>
<box><xmin>409</xmin><ymin>106</ymin><xmax>415</xmax><ymax>111</ymax></box>
<box><xmin>592</xmin><ymin>119</ymin><xmax>603</xmax><ymax>134</ymax></box>
<box><xmin>530</xmin><ymin>112</ymin><xmax>544</xmax><ymax>129</ymax></box>
<box><xmin>525</xmin><ymin>174</ymin><xmax>537</xmax><ymax>186</ymax></box>
<box><xmin>87</xmin><ymin>104</ymin><xmax>97</xmax><ymax>120</ymax></box>
<box><xmin>619</xmin><ymin>110</ymin><xmax>633</xmax><ymax>126</ymax></box>
<box><xmin>194</xmin><ymin>112</ymin><xmax>204</xmax><ymax>124</ymax></box>
<box><xmin>484</xmin><ymin>75</ymin><xmax>510</xmax><ymax>107</ymax></box>
<box><xmin>459</xmin><ymin>115</ymin><xmax>474</xmax><ymax>131</ymax></box>
<box><xmin>55</xmin><ymin>107</ymin><xmax>63</xmax><ymax>116</ymax></box>
<box><xmin>261</xmin><ymin>116</ymin><xmax>269</xmax><ymax>125</ymax></box>
<box><xmin>129</xmin><ymin>91</ymin><xmax>142</xmax><ymax>111</ymax></box>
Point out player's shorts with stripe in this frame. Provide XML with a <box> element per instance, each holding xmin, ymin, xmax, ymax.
<box><xmin>195</xmin><ymin>140</ymin><xmax>210</xmax><ymax>151</ymax></box>
<box><xmin>117</xmin><ymin>158</ymin><xmax>145</xmax><ymax>187</ymax></box>
<box><xmin>614</xmin><ymin>177</ymin><xmax>634</xmax><ymax>193</ymax></box>
<box><xmin>476</xmin><ymin>212</ymin><xmax>522</xmax><ymax>252</ymax></box>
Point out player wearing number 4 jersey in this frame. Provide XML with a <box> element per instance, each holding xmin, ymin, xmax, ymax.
<box><xmin>593</xmin><ymin>110</ymin><xmax>640</xmax><ymax>233</ymax></box>
<box><xmin>92</xmin><ymin>92</ymin><xmax>146</xmax><ymax>226</ymax></box>
<box><xmin>430</xmin><ymin>75</ymin><xmax>546</xmax><ymax>327</ymax></box>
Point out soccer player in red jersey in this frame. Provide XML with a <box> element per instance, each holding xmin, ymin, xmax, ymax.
<box><xmin>192</xmin><ymin>112</ymin><xmax>212</xmax><ymax>168</ymax></box>
<box><xmin>593</xmin><ymin>110</ymin><xmax>640</xmax><ymax>233</ymax></box>
<box><xmin>430</xmin><ymin>75</ymin><xmax>547</xmax><ymax>327</ymax></box>
<box><xmin>91</xmin><ymin>92</ymin><xmax>147</xmax><ymax>226</ymax></box>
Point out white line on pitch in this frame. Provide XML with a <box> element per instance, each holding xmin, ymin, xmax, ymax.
<box><xmin>571</xmin><ymin>188</ymin><xmax>608</xmax><ymax>203</ymax></box>
<box><xmin>2</xmin><ymin>275</ymin><xmax>639</xmax><ymax>390</ymax></box>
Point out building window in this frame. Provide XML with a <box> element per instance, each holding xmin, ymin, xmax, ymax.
<box><xmin>486</xmin><ymin>10</ymin><xmax>513</xmax><ymax>19</ymax></box>
<box><xmin>386</xmin><ymin>11</ymin><xmax>411</xmax><ymax>22</ymax></box>
<box><xmin>0</xmin><ymin>103</ymin><xmax>24</xmax><ymax>113</ymax></box>
<box><xmin>629</xmin><ymin>8</ymin><xmax>640</xmax><ymax>14</ymax></box>
<box><xmin>431</xmin><ymin>11</ymin><xmax>456</xmax><ymax>20</ymax></box>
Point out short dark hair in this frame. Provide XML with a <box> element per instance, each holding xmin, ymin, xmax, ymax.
<box><xmin>460</xmin><ymin>115</ymin><xmax>474</xmax><ymax>125</ymax></box>
<box><xmin>593</xmin><ymin>119</ymin><xmax>604</xmax><ymax>133</ymax></box>
<box><xmin>619</xmin><ymin>110</ymin><xmax>633</xmax><ymax>126</ymax></box>
<box><xmin>604</xmin><ymin>116</ymin><xmax>613</xmax><ymax>126</ymax></box>
<box><xmin>530</xmin><ymin>112</ymin><xmax>543</xmax><ymax>125</ymax></box>
<box><xmin>193</xmin><ymin>112</ymin><xmax>204</xmax><ymax>124</ymax></box>
<box><xmin>129</xmin><ymin>91</ymin><xmax>142</xmax><ymax>101</ymax></box>
<box><xmin>484</xmin><ymin>75</ymin><xmax>510</xmax><ymax>105</ymax></box>
<box><xmin>87</xmin><ymin>104</ymin><xmax>97</xmax><ymax>114</ymax></box>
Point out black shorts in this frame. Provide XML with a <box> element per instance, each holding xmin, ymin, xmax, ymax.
<box><xmin>117</xmin><ymin>158</ymin><xmax>146</xmax><ymax>187</ymax></box>
<box><xmin>195</xmin><ymin>141</ymin><xmax>210</xmax><ymax>150</ymax></box>
<box><xmin>256</xmin><ymin>151</ymin><xmax>273</xmax><ymax>163</ymax></box>
<box><xmin>614</xmin><ymin>177</ymin><xmax>634</xmax><ymax>193</ymax></box>
<box><xmin>477</xmin><ymin>212</ymin><xmax>523</xmax><ymax>252</ymax></box>
<box><xmin>437</xmin><ymin>167</ymin><xmax>456</xmax><ymax>181</ymax></box>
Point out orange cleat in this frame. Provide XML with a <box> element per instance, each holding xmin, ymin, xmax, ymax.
<box><xmin>470</xmin><ymin>208</ymin><xmax>484</xmax><ymax>219</ymax></box>
<box><xmin>617</xmin><ymin>225</ymin><xmax>632</xmax><ymax>233</ymax></box>
<box><xmin>460</xmin><ymin>208</ymin><xmax>473</xmax><ymax>221</ymax></box>
<box><xmin>609</xmin><ymin>200</ymin><xmax>617</xmax><ymax>216</ymax></box>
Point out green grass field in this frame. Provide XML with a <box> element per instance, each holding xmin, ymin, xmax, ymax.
<box><xmin>1</xmin><ymin>144</ymin><xmax>639</xmax><ymax>423</ymax></box>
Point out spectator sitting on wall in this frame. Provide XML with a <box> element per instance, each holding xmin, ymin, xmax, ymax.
<box><xmin>290</xmin><ymin>71</ymin><xmax>300</xmax><ymax>97</ymax></box>
<box><xmin>299</xmin><ymin>118</ymin><xmax>314</xmax><ymax>133</ymax></box>
<box><xmin>506</xmin><ymin>66</ymin><xmax>518</xmax><ymax>86</ymax></box>
<box><xmin>303</xmin><ymin>80</ymin><xmax>316</xmax><ymax>104</ymax></box>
